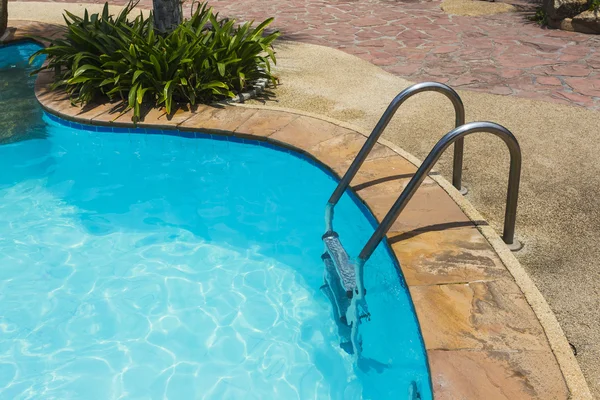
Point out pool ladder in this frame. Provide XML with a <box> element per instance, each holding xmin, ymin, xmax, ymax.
<box><xmin>321</xmin><ymin>82</ymin><xmax>522</xmax><ymax>357</ymax></box>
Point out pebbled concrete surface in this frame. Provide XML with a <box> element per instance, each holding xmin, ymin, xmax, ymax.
<box><xmin>441</xmin><ymin>0</ymin><xmax>516</xmax><ymax>17</ymax></box>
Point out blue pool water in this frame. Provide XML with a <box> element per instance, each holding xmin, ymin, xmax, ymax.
<box><xmin>0</xmin><ymin>42</ymin><xmax>431</xmax><ymax>399</ymax></box>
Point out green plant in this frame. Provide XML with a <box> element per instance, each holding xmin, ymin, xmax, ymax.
<box><xmin>589</xmin><ymin>0</ymin><xmax>600</xmax><ymax>12</ymax></box>
<box><xmin>30</xmin><ymin>1</ymin><xmax>279</xmax><ymax>121</ymax></box>
<box><xmin>529</xmin><ymin>6</ymin><xmax>548</xmax><ymax>26</ymax></box>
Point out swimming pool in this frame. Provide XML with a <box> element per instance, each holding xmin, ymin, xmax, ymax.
<box><xmin>0</xmin><ymin>42</ymin><xmax>431</xmax><ymax>399</ymax></box>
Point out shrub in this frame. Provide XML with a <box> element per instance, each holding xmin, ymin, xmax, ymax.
<box><xmin>31</xmin><ymin>1</ymin><xmax>279</xmax><ymax>121</ymax></box>
<box><xmin>529</xmin><ymin>7</ymin><xmax>548</xmax><ymax>26</ymax></box>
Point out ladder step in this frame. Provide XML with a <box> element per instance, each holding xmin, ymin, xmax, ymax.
<box><xmin>322</xmin><ymin>253</ymin><xmax>351</xmax><ymax>322</ymax></box>
<box><xmin>322</xmin><ymin>231</ymin><xmax>356</xmax><ymax>297</ymax></box>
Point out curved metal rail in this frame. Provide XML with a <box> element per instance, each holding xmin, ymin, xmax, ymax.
<box><xmin>358</xmin><ymin>121</ymin><xmax>522</xmax><ymax>264</ymax></box>
<box><xmin>325</xmin><ymin>82</ymin><xmax>465</xmax><ymax>233</ymax></box>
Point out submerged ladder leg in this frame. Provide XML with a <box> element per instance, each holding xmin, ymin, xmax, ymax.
<box><xmin>321</xmin><ymin>233</ymin><xmax>370</xmax><ymax>357</ymax></box>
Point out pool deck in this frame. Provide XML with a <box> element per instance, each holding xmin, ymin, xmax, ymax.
<box><xmin>5</xmin><ymin>21</ymin><xmax>593</xmax><ymax>400</ymax></box>
<box><xmin>8</xmin><ymin>0</ymin><xmax>600</xmax><ymax>110</ymax></box>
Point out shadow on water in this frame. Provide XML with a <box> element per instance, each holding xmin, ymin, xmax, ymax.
<box><xmin>357</xmin><ymin>356</ymin><xmax>390</xmax><ymax>374</ymax></box>
<box><xmin>0</xmin><ymin>42</ymin><xmax>46</xmax><ymax>145</ymax></box>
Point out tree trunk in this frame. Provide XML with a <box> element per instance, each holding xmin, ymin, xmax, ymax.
<box><xmin>152</xmin><ymin>0</ymin><xmax>182</xmax><ymax>34</ymax></box>
<box><xmin>0</xmin><ymin>0</ymin><xmax>8</xmax><ymax>39</ymax></box>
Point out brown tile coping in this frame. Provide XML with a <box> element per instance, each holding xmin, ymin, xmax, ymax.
<box><xmin>5</xmin><ymin>20</ymin><xmax>589</xmax><ymax>399</ymax></box>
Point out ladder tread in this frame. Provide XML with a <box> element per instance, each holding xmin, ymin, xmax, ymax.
<box><xmin>323</xmin><ymin>232</ymin><xmax>356</xmax><ymax>296</ymax></box>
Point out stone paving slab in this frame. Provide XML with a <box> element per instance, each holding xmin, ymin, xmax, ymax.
<box><xmin>269</xmin><ymin>114</ymin><xmax>350</xmax><ymax>149</ymax></box>
<box><xmin>429</xmin><ymin>349</ymin><xmax>570</xmax><ymax>399</ymax></box>
<box><xmin>357</xmin><ymin>179</ymin><xmax>474</xmax><ymax>234</ymax></box>
<box><xmin>390</xmin><ymin>225</ymin><xmax>512</xmax><ymax>285</ymax></box>
<box><xmin>9</xmin><ymin>0</ymin><xmax>600</xmax><ymax>109</ymax></box>
<box><xmin>236</xmin><ymin>110</ymin><xmax>300</xmax><ymax>137</ymax></box>
<box><xmin>410</xmin><ymin>278</ymin><xmax>553</xmax><ymax>351</ymax></box>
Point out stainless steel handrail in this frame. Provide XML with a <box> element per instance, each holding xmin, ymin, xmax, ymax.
<box><xmin>324</xmin><ymin>82</ymin><xmax>465</xmax><ymax>233</ymax></box>
<box><xmin>358</xmin><ymin>121</ymin><xmax>522</xmax><ymax>263</ymax></box>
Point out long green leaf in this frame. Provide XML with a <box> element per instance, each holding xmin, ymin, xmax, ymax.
<box><xmin>132</xmin><ymin>70</ymin><xmax>144</xmax><ymax>84</ymax></box>
<box><xmin>73</xmin><ymin>64</ymin><xmax>103</xmax><ymax>77</ymax></box>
